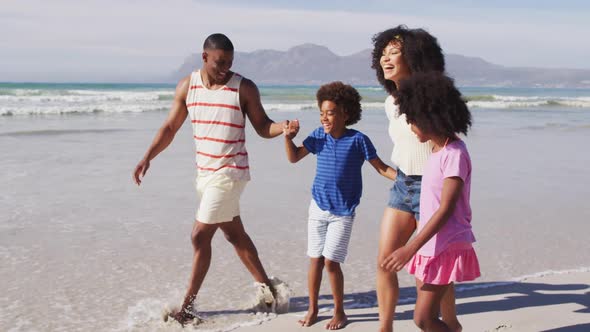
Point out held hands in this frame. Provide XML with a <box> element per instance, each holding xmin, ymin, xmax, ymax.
<box><xmin>380</xmin><ymin>245</ymin><xmax>415</xmax><ymax>272</ymax></box>
<box><xmin>132</xmin><ymin>158</ymin><xmax>150</xmax><ymax>186</ymax></box>
<box><xmin>283</xmin><ymin>119</ymin><xmax>300</xmax><ymax>139</ymax></box>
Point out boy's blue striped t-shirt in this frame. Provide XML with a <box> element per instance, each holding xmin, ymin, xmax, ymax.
<box><xmin>303</xmin><ymin>127</ymin><xmax>377</xmax><ymax>216</ymax></box>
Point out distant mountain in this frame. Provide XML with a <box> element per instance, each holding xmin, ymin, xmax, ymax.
<box><xmin>171</xmin><ymin>44</ymin><xmax>590</xmax><ymax>88</ymax></box>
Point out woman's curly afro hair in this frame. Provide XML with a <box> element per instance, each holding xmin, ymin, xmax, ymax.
<box><xmin>371</xmin><ymin>25</ymin><xmax>445</xmax><ymax>95</ymax></box>
<box><xmin>316</xmin><ymin>81</ymin><xmax>362</xmax><ymax>126</ymax></box>
<box><xmin>396</xmin><ymin>72</ymin><xmax>471</xmax><ymax>137</ymax></box>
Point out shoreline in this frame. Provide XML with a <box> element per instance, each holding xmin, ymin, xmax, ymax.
<box><xmin>3</xmin><ymin>107</ymin><xmax>590</xmax><ymax>331</ymax></box>
<box><xmin>236</xmin><ymin>268</ymin><xmax>590</xmax><ymax>332</ymax></box>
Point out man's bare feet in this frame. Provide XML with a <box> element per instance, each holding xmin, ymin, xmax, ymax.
<box><xmin>298</xmin><ymin>309</ymin><xmax>318</xmax><ymax>327</ymax></box>
<box><xmin>253</xmin><ymin>282</ymin><xmax>276</xmax><ymax>312</ymax></box>
<box><xmin>325</xmin><ymin>311</ymin><xmax>347</xmax><ymax>330</ymax></box>
<box><xmin>266</xmin><ymin>283</ymin><xmax>277</xmax><ymax>309</ymax></box>
<box><xmin>166</xmin><ymin>308</ymin><xmax>202</xmax><ymax>326</ymax></box>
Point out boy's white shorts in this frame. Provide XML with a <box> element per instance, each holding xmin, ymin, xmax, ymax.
<box><xmin>307</xmin><ymin>200</ymin><xmax>355</xmax><ymax>263</ymax></box>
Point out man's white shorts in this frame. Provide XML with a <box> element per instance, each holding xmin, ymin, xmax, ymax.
<box><xmin>195</xmin><ymin>174</ymin><xmax>247</xmax><ymax>224</ymax></box>
<box><xmin>307</xmin><ymin>200</ymin><xmax>355</xmax><ymax>264</ymax></box>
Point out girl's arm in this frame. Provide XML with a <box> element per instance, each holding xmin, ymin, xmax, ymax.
<box><xmin>368</xmin><ymin>157</ymin><xmax>397</xmax><ymax>180</ymax></box>
<box><xmin>380</xmin><ymin>176</ymin><xmax>464</xmax><ymax>272</ymax></box>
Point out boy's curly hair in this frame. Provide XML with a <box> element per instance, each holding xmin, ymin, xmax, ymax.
<box><xmin>316</xmin><ymin>81</ymin><xmax>362</xmax><ymax>126</ymax></box>
<box><xmin>371</xmin><ymin>25</ymin><xmax>445</xmax><ymax>95</ymax></box>
<box><xmin>396</xmin><ymin>72</ymin><xmax>471</xmax><ymax>137</ymax></box>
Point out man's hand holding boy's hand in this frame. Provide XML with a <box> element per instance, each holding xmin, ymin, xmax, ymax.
<box><xmin>283</xmin><ymin>119</ymin><xmax>300</xmax><ymax>139</ymax></box>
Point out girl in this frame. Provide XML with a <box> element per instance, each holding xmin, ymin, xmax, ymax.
<box><xmin>284</xmin><ymin>81</ymin><xmax>396</xmax><ymax>330</ymax></box>
<box><xmin>381</xmin><ymin>72</ymin><xmax>480</xmax><ymax>332</ymax></box>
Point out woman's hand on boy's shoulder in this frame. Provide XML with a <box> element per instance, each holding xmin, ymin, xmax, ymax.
<box><xmin>283</xmin><ymin>119</ymin><xmax>300</xmax><ymax>139</ymax></box>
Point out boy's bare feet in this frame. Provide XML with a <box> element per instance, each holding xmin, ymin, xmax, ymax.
<box><xmin>298</xmin><ymin>309</ymin><xmax>318</xmax><ymax>327</ymax></box>
<box><xmin>325</xmin><ymin>311</ymin><xmax>347</xmax><ymax>330</ymax></box>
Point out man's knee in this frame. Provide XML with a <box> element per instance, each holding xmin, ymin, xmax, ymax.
<box><xmin>223</xmin><ymin>229</ymin><xmax>244</xmax><ymax>246</ymax></box>
<box><xmin>220</xmin><ymin>220</ymin><xmax>248</xmax><ymax>246</ymax></box>
<box><xmin>191</xmin><ymin>224</ymin><xmax>215</xmax><ymax>249</ymax></box>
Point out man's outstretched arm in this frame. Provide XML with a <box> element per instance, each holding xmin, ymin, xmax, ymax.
<box><xmin>240</xmin><ymin>78</ymin><xmax>287</xmax><ymax>138</ymax></box>
<box><xmin>133</xmin><ymin>76</ymin><xmax>190</xmax><ymax>185</ymax></box>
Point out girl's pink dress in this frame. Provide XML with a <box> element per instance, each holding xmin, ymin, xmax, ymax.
<box><xmin>407</xmin><ymin>140</ymin><xmax>480</xmax><ymax>285</ymax></box>
<box><xmin>407</xmin><ymin>242</ymin><xmax>480</xmax><ymax>285</ymax></box>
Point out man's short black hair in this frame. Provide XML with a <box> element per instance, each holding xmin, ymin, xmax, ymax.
<box><xmin>203</xmin><ymin>33</ymin><xmax>234</xmax><ymax>51</ymax></box>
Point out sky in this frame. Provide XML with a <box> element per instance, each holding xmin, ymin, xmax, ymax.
<box><xmin>2</xmin><ymin>0</ymin><xmax>589</xmax><ymax>82</ymax></box>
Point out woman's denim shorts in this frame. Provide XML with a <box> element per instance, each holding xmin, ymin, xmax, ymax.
<box><xmin>387</xmin><ymin>168</ymin><xmax>422</xmax><ymax>221</ymax></box>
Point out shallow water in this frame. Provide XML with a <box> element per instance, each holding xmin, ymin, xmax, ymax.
<box><xmin>1</xmin><ymin>89</ymin><xmax>590</xmax><ymax>331</ymax></box>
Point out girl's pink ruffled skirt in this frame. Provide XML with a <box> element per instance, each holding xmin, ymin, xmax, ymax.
<box><xmin>407</xmin><ymin>242</ymin><xmax>480</xmax><ymax>285</ymax></box>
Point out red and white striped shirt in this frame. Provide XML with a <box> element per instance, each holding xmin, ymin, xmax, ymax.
<box><xmin>187</xmin><ymin>71</ymin><xmax>250</xmax><ymax>181</ymax></box>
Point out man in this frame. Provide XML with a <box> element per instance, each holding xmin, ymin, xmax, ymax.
<box><xmin>132</xmin><ymin>33</ymin><xmax>287</xmax><ymax>325</ymax></box>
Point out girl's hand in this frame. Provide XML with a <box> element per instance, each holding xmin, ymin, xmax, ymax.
<box><xmin>380</xmin><ymin>245</ymin><xmax>414</xmax><ymax>272</ymax></box>
<box><xmin>283</xmin><ymin>119</ymin><xmax>300</xmax><ymax>139</ymax></box>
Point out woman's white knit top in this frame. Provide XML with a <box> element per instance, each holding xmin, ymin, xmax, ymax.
<box><xmin>384</xmin><ymin>95</ymin><xmax>433</xmax><ymax>176</ymax></box>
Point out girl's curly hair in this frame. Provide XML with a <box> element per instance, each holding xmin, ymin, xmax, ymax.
<box><xmin>396</xmin><ymin>72</ymin><xmax>471</xmax><ymax>137</ymax></box>
<box><xmin>316</xmin><ymin>81</ymin><xmax>362</xmax><ymax>126</ymax></box>
<box><xmin>371</xmin><ymin>25</ymin><xmax>445</xmax><ymax>95</ymax></box>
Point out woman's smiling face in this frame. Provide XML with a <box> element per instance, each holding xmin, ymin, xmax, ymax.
<box><xmin>380</xmin><ymin>41</ymin><xmax>411</xmax><ymax>84</ymax></box>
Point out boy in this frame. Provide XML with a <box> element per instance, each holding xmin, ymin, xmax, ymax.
<box><xmin>284</xmin><ymin>81</ymin><xmax>396</xmax><ymax>330</ymax></box>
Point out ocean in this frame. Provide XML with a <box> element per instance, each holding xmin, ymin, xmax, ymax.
<box><xmin>2</xmin><ymin>83</ymin><xmax>590</xmax><ymax>117</ymax></box>
<box><xmin>1</xmin><ymin>82</ymin><xmax>590</xmax><ymax>331</ymax></box>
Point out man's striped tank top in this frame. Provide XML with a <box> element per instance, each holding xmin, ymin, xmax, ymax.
<box><xmin>186</xmin><ymin>70</ymin><xmax>250</xmax><ymax>181</ymax></box>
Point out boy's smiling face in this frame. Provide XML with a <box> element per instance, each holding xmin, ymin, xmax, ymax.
<box><xmin>320</xmin><ymin>100</ymin><xmax>348</xmax><ymax>138</ymax></box>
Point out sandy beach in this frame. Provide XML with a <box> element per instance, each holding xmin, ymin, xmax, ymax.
<box><xmin>238</xmin><ymin>270</ymin><xmax>590</xmax><ymax>332</ymax></box>
<box><xmin>1</xmin><ymin>85</ymin><xmax>590</xmax><ymax>331</ymax></box>
<box><xmin>3</xmin><ymin>0</ymin><xmax>590</xmax><ymax>330</ymax></box>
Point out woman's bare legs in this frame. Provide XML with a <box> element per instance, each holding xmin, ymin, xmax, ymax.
<box><xmin>376</xmin><ymin>208</ymin><xmax>416</xmax><ymax>332</ymax></box>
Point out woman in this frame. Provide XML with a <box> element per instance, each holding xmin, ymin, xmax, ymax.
<box><xmin>372</xmin><ymin>26</ymin><xmax>462</xmax><ymax>332</ymax></box>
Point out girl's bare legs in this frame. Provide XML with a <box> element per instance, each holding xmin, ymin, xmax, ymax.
<box><xmin>414</xmin><ymin>279</ymin><xmax>451</xmax><ymax>332</ymax></box>
<box><xmin>376</xmin><ymin>208</ymin><xmax>416</xmax><ymax>332</ymax></box>
<box><xmin>440</xmin><ymin>283</ymin><xmax>462</xmax><ymax>332</ymax></box>
<box><xmin>298</xmin><ymin>257</ymin><xmax>324</xmax><ymax>326</ymax></box>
